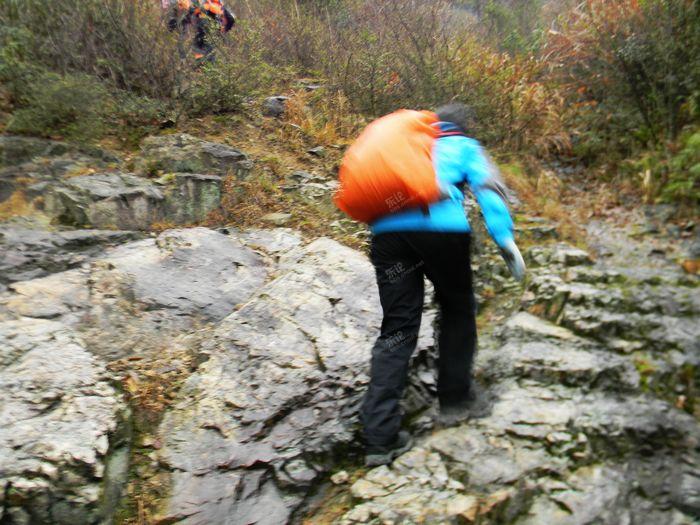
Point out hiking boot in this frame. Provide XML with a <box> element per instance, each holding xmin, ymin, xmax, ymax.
<box><xmin>365</xmin><ymin>431</ymin><xmax>413</xmax><ymax>467</ymax></box>
<box><xmin>438</xmin><ymin>383</ymin><xmax>491</xmax><ymax>426</ymax></box>
<box><xmin>437</xmin><ymin>399</ymin><xmax>472</xmax><ymax>426</ymax></box>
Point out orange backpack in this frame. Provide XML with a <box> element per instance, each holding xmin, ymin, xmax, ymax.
<box><xmin>334</xmin><ymin>110</ymin><xmax>441</xmax><ymax>224</ymax></box>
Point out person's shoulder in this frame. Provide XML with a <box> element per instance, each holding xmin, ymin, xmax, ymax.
<box><xmin>453</xmin><ymin>136</ymin><xmax>483</xmax><ymax>158</ymax></box>
<box><xmin>443</xmin><ymin>134</ymin><xmax>477</xmax><ymax>148</ymax></box>
<box><xmin>460</xmin><ymin>136</ymin><xmax>481</xmax><ymax>147</ymax></box>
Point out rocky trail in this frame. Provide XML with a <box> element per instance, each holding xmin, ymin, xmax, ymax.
<box><xmin>327</xmin><ymin>232</ymin><xmax>700</xmax><ymax>524</ymax></box>
<box><xmin>0</xmin><ymin>134</ymin><xmax>698</xmax><ymax>524</ymax></box>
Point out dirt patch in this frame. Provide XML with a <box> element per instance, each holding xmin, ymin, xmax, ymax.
<box><xmin>109</xmin><ymin>335</ymin><xmax>203</xmax><ymax>525</ymax></box>
<box><xmin>0</xmin><ymin>190</ymin><xmax>35</xmax><ymax>220</ymax></box>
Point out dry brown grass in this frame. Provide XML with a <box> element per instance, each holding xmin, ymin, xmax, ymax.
<box><xmin>0</xmin><ymin>190</ymin><xmax>35</xmax><ymax>220</ymax></box>
<box><xmin>148</xmin><ymin>220</ymin><xmax>180</xmax><ymax>233</ymax></box>
<box><xmin>182</xmin><ymin>110</ymin><xmax>368</xmax><ymax>250</ymax></box>
<box><xmin>283</xmin><ymin>89</ymin><xmax>365</xmax><ymax>147</ymax></box>
<box><xmin>205</xmin><ymin>172</ymin><xmax>368</xmax><ymax>251</ymax></box>
<box><xmin>499</xmin><ymin>160</ymin><xmax>585</xmax><ymax>244</ymax></box>
<box><xmin>109</xmin><ymin>339</ymin><xmax>200</xmax><ymax>525</ymax></box>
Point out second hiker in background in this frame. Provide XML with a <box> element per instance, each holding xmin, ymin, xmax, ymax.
<box><xmin>166</xmin><ymin>0</ymin><xmax>235</xmax><ymax>62</ymax></box>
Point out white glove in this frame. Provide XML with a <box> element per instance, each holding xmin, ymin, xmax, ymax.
<box><xmin>499</xmin><ymin>238</ymin><xmax>526</xmax><ymax>281</ymax></box>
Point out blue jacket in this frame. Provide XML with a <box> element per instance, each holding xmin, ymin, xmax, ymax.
<box><xmin>370</xmin><ymin>122</ymin><xmax>514</xmax><ymax>248</ymax></box>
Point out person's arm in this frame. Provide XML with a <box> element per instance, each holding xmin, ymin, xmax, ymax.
<box><xmin>463</xmin><ymin>143</ymin><xmax>513</xmax><ymax>246</ymax></box>
<box><xmin>222</xmin><ymin>7</ymin><xmax>236</xmax><ymax>32</ymax></box>
<box><xmin>463</xmin><ymin>142</ymin><xmax>526</xmax><ymax>280</ymax></box>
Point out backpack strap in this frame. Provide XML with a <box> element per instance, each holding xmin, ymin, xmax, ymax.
<box><xmin>438</xmin><ymin>130</ymin><xmax>467</xmax><ymax>138</ymax></box>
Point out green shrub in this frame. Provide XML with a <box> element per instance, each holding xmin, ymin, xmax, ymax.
<box><xmin>7</xmin><ymin>72</ymin><xmax>110</xmax><ymax>140</ymax></box>
<box><xmin>622</xmin><ymin>128</ymin><xmax>700</xmax><ymax>210</ymax></box>
<box><xmin>0</xmin><ymin>2</ymin><xmax>282</xmax><ymax>139</ymax></box>
<box><xmin>546</xmin><ymin>0</ymin><xmax>700</xmax><ymax>151</ymax></box>
<box><xmin>111</xmin><ymin>93</ymin><xmax>171</xmax><ymax>146</ymax></box>
<box><xmin>176</xmin><ymin>18</ymin><xmax>288</xmax><ymax>118</ymax></box>
<box><xmin>662</xmin><ymin>130</ymin><xmax>700</xmax><ymax>209</ymax></box>
<box><xmin>0</xmin><ymin>27</ymin><xmax>41</xmax><ymax>106</ymax></box>
<box><xmin>480</xmin><ymin>0</ymin><xmax>546</xmax><ymax>55</ymax></box>
<box><xmin>184</xmin><ymin>62</ymin><xmax>246</xmax><ymax>117</ymax></box>
<box><xmin>0</xmin><ymin>0</ymin><xmax>185</xmax><ymax>99</ymax></box>
<box><xmin>1</xmin><ymin>0</ymin><xmax>568</xmax><ymax>153</ymax></box>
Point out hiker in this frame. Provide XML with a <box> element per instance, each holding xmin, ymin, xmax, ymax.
<box><xmin>335</xmin><ymin>103</ymin><xmax>525</xmax><ymax>466</ymax></box>
<box><xmin>166</xmin><ymin>0</ymin><xmax>235</xmax><ymax>61</ymax></box>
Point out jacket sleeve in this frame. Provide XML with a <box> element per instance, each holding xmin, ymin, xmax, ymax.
<box><xmin>462</xmin><ymin>142</ymin><xmax>514</xmax><ymax>248</ymax></box>
<box><xmin>222</xmin><ymin>8</ymin><xmax>235</xmax><ymax>32</ymax></box>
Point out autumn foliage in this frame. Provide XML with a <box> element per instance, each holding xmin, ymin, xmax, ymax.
<box><xmin>0</xmin><ymin>0</ymin><xmax>698</xmax><ymax>209</ymax></box>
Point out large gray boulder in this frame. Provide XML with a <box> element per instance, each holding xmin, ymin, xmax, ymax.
<box><xmin>0</xmin><ymin>228</ymin><xmax>297</xmax><ymax>523</ymax></box>
<box><xmin>1</xmin><ymin>134</ymin><xmax>247</xmax><ymax>229</ymax></box>
<box><xmin>262</xmin><ymin>96</ymin><xmax>289</xmax><ymax>118</ymax></box>
<box><xmin>0</xmin><ymin>136</ymin><xmax>70</xmax><ymax>167</ymax></box>
<box><xmin>1</xmin><ymin>228</ymin><xmax>270</xmax><ymax>361</ymax></box>
<box><xmin>137</xmin><ymin>134</ymin><xmax>252</xmax><ymax>179</ymax></box>
<box><xmin>161</xmin><ymin>173</ymin><xmax>223</xmax><ymax>223</ymax></box>
<box><xmin>0</xmin><ymin>318</ymin><xmax>128</xmax><ymax>524</ymax></box>
<box><xmin>0</xmin><ymin>225</ymin><xmax>141</xmax><ymax>285</ymax></box>
<box><xmin>102</xmin><ymin>227</ymin><xmax>267</xmax><ymax>321</ymax></box>
<box><xmin>43</xmin><ymin>172</ymin><xmax>225</xmax><ymax>230</ymax></box>
<box><xmin>154</xmin><ymin>237</ymin><xmax>437</xmax><ymax>524</ymax></box>
<box><xmin>0</xmin><ymin>141</ymin><xmax>120</xmax><ymax>214</ymax></box>
<box><xmin>44</xmin><ymin>173</ymin><xmax>165</xmax><ymax>230</ymax></box>
<box><xmin>0</xmin><ymin>136</ymin><xmax>118</xmax><ymax>169</ymax></box>
<box><xmin>338</xmin><ymin>313</ymin><xmax>699</xmax><ymax>524</ymax></box>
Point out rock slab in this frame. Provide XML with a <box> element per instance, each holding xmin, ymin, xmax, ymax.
<box><xmin>336</xmin><ymin>240</ymin><xmax>700</xmax><ymax>525</ymax></box>
<box><xmin>0</xmin><ymin>318</ymin><xmax>127</xmax><ymax>524</ymax></box>
<box><xmin>137</xmin><ymin>134</ymin><xmax>252</xmax><ymax>179</ymax></box>
<box><xmin>155</xmin><ymin>237</ymin><xmax>436</xmax><ymax>524</ymax></box>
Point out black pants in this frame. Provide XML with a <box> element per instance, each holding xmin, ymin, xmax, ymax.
<box><xmin>360</xmin><ymin>231</ymin><xmax>477</xmax><ymax>447</ymax></box>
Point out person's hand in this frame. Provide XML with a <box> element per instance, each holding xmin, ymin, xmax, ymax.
<box><xmin>438</xmin><ymin>182</ymin><xmax>464</xmax><ymax>202</ymax></box>
<box><xmin>499</xmin><ymin>238</ymin><xmax>526</xmax><ymax>281</ymax></box>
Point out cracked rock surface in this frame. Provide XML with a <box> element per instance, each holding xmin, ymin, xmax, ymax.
<box><xmin>0</xmin><ymin>134</ymin><xmax>246</xmax><ymax>231</ymax></box>
<box><xmin>1</xmin><ymin>228</ymin><xmax>270</xmax><ymax>359</ymax></box>
<box><xmin>0</xmin><ymin>227</ymin><xmax>287</xmax><ymax>522</ymax></box>
<box><xmin>333</xmin><ymin>236</ymin><xmax>700</xmax><ymax>525</ymax></box>
<box><xmin>1</xmin><ymin>136</ymin><xmax>698</xmax><ymax>524</ymax></box>
<box><xmin>136</xmin><ymin>133</ymin><xmax>252</xmax><ymax>179</ymax></box>
<box><xmin>0</xmin><ymin>224</ymin><xmax>142</xmax><ymax>287</ymax></box>
<box><xmin>0</xmin><ymin>318</ymin><xmax>127</xmax><ymax>524</ymax></box>
<box><xmin>155</xmin><ymin>237</ymin><xmax>437</xmax><ymax>523</ymax></box>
